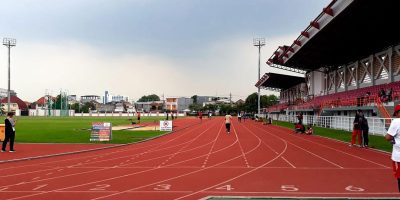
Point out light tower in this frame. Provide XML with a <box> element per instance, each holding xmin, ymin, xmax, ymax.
<box><xmin>253</xmin><ymin>38</ymin><xmax>265</xmax><ymax>115</ymax></box>
<box><xmin>3</xmin><ymin>38</ymin><xmax>17</xmax><ymax>112</ymax></box>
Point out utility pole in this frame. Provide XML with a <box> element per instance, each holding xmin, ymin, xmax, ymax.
<box><xmin>3</xmin><ymin>38</ymin><xmax>16</xmax><ymax>112</ymax></box>
<box><xmin>253</xmin><ymin>38</ymin><xmax>265</xmax><ymax>115</ymax></box>
<box><xmin>229</xmin><ymin>92</ymin><xmax>232</xmax><ymax>106</ymax></box>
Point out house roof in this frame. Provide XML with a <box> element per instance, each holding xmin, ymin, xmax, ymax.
<box><xmin>1</xmin><ymin>96</ymin><xmax>28</xmax><ymax>110</ymax></box>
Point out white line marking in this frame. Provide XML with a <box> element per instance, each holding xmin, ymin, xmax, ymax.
<box><xmin>232</xmin><ymin>124</ymin><xmax>250</xmax><ymax>168</ymax></box>
<box><xmin>281</xmin><ymin>156</ymin><xmax>296</xmax><ymax>168</ymax></box>
<box><xmin>202</xmin><ymin>123</ymin><xmax>224</xmax><ymax>167</ymax></box>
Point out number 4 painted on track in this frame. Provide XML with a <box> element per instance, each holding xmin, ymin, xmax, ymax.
<box><xmin>215</xmin><ymin>185</ymin><xmax>234</xmax><ymax>191</ymax></box>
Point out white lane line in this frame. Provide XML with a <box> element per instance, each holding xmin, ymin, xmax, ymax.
<box><xmin>254</xmin><ymin>124</ymin><xmax>344</xmax><ymax>169</ymax></box>
<box><xmin>158</xmin><ymin>121</ymin><xmax>220</xmax><ymax>167</ymax></box>
<box><xmin>281</xmin><ymin>156</ymin><xmax>296</xmax><ymax>169</ymax></box>
<box><xmin>0</xmin><ymin>119</ymin><xmax>200</xmax><ymax>172</ymax></box>
<box><xmin>232</xmin><ymin>124</ymin><xmax>250</xmax><ymax>168</ymax></box>
<box><xmin>268</xmin><ymin>125</ymin><xmax>389</xmax><ymax>169</ymax></box>
<box><xmin>202</xmin><ymin>123</ymin><xmax>224</xmax><ymax>168</ymax></box>
<box><xmin>173</xmin><ymin>121</ymin><xmax>288</xmax><ymax>200</ymax></box>
<box><xmin>5</xmin><ymin>120</ymin><xmax>240</xmax><ymax>200</ymax></box>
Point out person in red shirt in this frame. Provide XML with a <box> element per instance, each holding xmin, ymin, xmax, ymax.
<box><xmin>199</xmin><ymin>111</ymin><xmax>203</xmax><ymax>122</ymax></box>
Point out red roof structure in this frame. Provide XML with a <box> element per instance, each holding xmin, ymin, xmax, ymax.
<box><xmin>0</xmin><ymin>96</ymin><xmax>28</xmax><ymax>110</ymax></box>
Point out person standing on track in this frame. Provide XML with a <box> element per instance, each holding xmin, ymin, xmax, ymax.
<box><xmin>385</xmin><ymin>104</ymin><xmax>400</xmax><ymax>192</ymax></box>
<box><xmin>1</xmin><ymin>112</ymin><xmax>17</xmax><ymax>153</ymax></box>
<box><xmin>361</xmin><ymin>115</ymin><xmax>369</xmax><ymax>148</ymax></box>
<box><xmin>238</xmin><ymin>111</ymin><xmax>242</xmax><ymax>123</ymax></box>
<box><xmin>225</xmin><ymin>112</ymin><xmax>232</xmax><ymax>134</ymax></box>
<box><xmin>137</xmin><ymin>112</ymin><xmax>141</xmax><ymax>124</ymax></box>
<box><xmin>350</xmin><ymin>109</ymin><xmax>363</xmax><ymax>147</ymax></box>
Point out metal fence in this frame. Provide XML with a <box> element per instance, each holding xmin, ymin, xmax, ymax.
<box><xmin>269</xmin><ymin>114</ymin><xmax>390</xmax><ymax>136</ymax></box>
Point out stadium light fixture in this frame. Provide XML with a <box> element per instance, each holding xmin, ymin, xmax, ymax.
<box><xmin>3</xmin><ymin>38</ymin><xmax>17</xmax><ymax>112</ymax></box>
<box><xmin>253</xmin><ymin>38</ymin><xmax>265</xmax><ymax>116</ymax></box>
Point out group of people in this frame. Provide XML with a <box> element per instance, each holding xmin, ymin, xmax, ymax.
<box><xmin>350</xmin><ymin>109</ymin><xmax>369</xmax><ymax>147</ymax></box>
<box><xmin>293</xmin><ymin>112</ymin><xmax>313</xmax><ymax>135</ymax></box>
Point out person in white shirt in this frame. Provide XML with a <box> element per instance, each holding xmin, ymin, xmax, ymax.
<box><xmin>225</xmin><ymin>113</ymin><xmax>232</xmax><ymax>134</ymax></box>
<box><xmin>237</xmin><ymin>112</ymin><xmax>242</xmax><ymax>123</ymax></box>
<box><xmin>385</xmin><ymin>104</ymin><xmax>400</xmax><ymax>191</ymax></box>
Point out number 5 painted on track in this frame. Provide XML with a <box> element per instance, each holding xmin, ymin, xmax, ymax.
<box><xmin>154</xmin><ymin>184</ymin><xmax>171</xmax><ymax>191</ymax></box>
<box><xmin>215</xmin><ymin>185</ymin><xmax>234</xmax><ymax>191</ymax></box>
<box><xmin>281</xmin><ymin>185</ymin><xmax>299</xmax><ymax>192</ymax></box>
<box><xmin>345</xmin><ymin>185</ymin><xmax>364</xmax><ymax>192</ymax></box>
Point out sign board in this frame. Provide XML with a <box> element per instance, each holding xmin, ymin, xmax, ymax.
<box><xmin>90</xmin><ymin>122</ymin><xmax>112</xmax><ymax>141</ymax></box>
<box><xmin>159</xmin><ymin>120</ymin><xmax>173</xmax><ymax>131</ymax></box>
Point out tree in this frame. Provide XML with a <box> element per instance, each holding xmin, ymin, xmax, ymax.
<box><xmin>245</xmin><ymin>93</ymin><xmax>258</xmax><ymax>112</ymax></box>
<box><xmin>70</xmin><ymin>103</ymin><xmax>81</xmax><ymax>113</ymax></box>
<box><xmin>138</xmin><ymin>94</ymin><xmax>160</xmax><ymax>102</ymax></box>
<box><xmin>245</xmin><ymin>93</ymin><xmax>279</xmax><ymax>112</ymax></box>
<box><xmin>189</xmin><ymin>103</ymin><xmax>202</xmax><ymax>112</ymax></box>
<box><xmin>81</xmin><ymin>102</ymin><xmax>96</xmax><ymax>113</ymax></box>
<box><xmin>191</xmin><ymin>95</ymin><xmax>198</xmax><ymax>104</ymax></box>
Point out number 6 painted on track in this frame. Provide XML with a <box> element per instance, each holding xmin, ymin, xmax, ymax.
<box><xmin>345</xmin><ymin>185</ymin><xmax>364</xmax><ymax>192</ymax></box>
<box><xmin>281</xmin><ymin>185</ymin><xmax>299</xmax><ymax>192</ymax></box>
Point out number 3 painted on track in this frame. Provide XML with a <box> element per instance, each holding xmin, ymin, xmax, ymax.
<box><xmin>281</xmin><ymin>185</ymin><xmax>299</xmax><ymax>192</ymax></box>
<box><xmin>345</xmin><ymin>185</ymin><xmax>364</xmax><ymax>192</ymax></box>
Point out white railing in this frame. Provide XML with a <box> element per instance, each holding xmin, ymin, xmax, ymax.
<box><xmin>269</xmin><ymin>114</ymin><xmax>390</xmax><ymax>136</ymax></box>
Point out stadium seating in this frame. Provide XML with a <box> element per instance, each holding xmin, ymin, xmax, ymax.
<box><xmin>268</xmin><ymin>81</ymin><xmax>400</xmax><ymax>113</ymax></box>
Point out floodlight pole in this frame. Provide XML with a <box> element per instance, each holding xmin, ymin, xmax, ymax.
<box><xmin>253</xmin><ymin>38</ymin><xmax>265</xmax><ymax>115</ymax></box>
<box><xmin>3</xmin><ymin>38</ymin><xmax>16</xmax><ymax>113</ymax></box>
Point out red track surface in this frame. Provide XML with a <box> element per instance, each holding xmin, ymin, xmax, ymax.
<box><xmin>0</xmin><ymin>117</ymin><xmax>399</xmax><ymax>200</ymax></box>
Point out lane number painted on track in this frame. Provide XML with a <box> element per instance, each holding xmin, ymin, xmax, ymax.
<box><xmin>281</xmin><ymin>185</ymin><xmax>299</xmax><ymax>192</ymax></box>
<box><xmin>0</xmin><ymin>186</ymin><xmax>9</xmax><ymax>191</ymax></box>
<box><xmin>32</xmin><ymin>184</ymin><xmax>48</xmax><ymax>191</ymax></box>
<box><xmin>215</xmin><ymin>185</ymin><xmax>234</xmax><ymax>191</ymax></box>
<box><xmin>345</xmin><ymin>185</ymin><xmax>365</xmax><ymax>192</ymax></box>
<box><xmin>153</xmin><ymin>184</ymin><xmax>171</xmax><ymax>191</ymax></box>
<box><xmin>90</xmin><ymin>184</ymin><xmax>111</xmax><ymax>191</ymax></box>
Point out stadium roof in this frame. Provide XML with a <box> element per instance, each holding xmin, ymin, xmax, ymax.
<box><xmin>267</xmin><ymin>0</ymin><xmax>400</xmax><ymax>72</ymax></box>
<box><xmin>255</xmin><ymin>73</ymin><xmax>305</xmax><ymax>90</ymax></box>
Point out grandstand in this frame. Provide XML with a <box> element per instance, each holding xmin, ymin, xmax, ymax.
<box><xmin>256</xmin><ymin>0</ymin><xmax>400</xmax><ymax>122</ymax></box>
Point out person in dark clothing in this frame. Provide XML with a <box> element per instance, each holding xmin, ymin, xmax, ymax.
<box><xmin>361</xmin><ymin>116</ymin><xmax>369</xmax><ymax>148</ymax></box>
<box><xmin>350</xmin><ymin>110</ymin><xmax>363</xmax><ymax>147</ymax></box>
<box><xmin>297</xmin><ymin>112</ymin><xmax>303</xmax><ymax>125</ymax></box>
<box><xmin>387</xmin><ymin>88</ymin><xmax>393</xmax><ymax>102</ymax></box>
<box><xmin>379</xmin><ymin>88</ymin><xmax>387</xmax><ymax>102</ymax></box>
<box><xmin>2</xmin><ymin>112</ymin><xmax>16</xmax><ymax>152</ymax></box>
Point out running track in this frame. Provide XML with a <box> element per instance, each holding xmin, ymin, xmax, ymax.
<box><xmin>0</xmin><ymin>117</ymin><xmax>399</xmax><ymax>199</ymax></box>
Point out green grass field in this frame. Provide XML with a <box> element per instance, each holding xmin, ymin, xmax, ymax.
<box><xmin>274</xmin><ymin>121</ymin><xmax>392</xmax><ymax>152</ymax></box>
<box><xmin>6</xmin><ymin>116</ymin><xmax>167</xmax><ymax>144</ymax></box>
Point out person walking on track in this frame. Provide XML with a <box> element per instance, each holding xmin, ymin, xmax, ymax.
<box><xmin>385</xmin><ymin>104</ymin><xmax>400</xmax><ymax>191</ymax></box>
<box><xmin>225</xmin><ymin>112</ymin><xmax>232</xmax><ymax>134</ymax></box>
<box><xmin>137</xmin><ymin>112</ymin><xmax>141</xmax><ymax>124</ymax></box>
<box><xmin>2</xmin><ymin>112</ymin><xmax>17</xmax><ymax>153</ymax></box>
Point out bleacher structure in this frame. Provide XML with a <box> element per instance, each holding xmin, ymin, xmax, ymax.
<box><xmin>256</xmin><ymin>0</ymin><xmax>400</xmax><ymax>132</ymax></box>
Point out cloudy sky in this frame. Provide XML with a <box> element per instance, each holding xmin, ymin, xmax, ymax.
<box><xmin>0</xmin><ymin>0</ymin><xmax>329</xmax><ymax>102</ymax></box>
